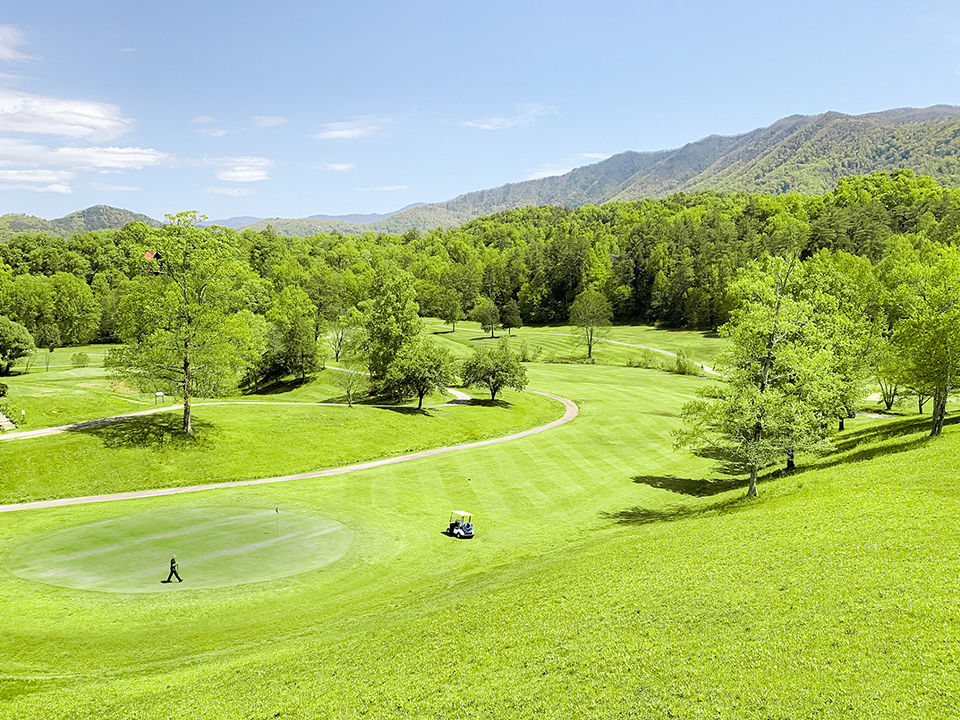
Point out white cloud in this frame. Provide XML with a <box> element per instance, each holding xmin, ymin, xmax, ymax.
<box><xmin>578</xmin><ymin>152</ymin><xmax>611</xmax><ymax>160</ymax></box>
<box><xmin>0</xmin><ymin>88</ymin><xmax>134</xmax><ymax>141</ymax></box>
<box><xmin>463</xmin><ymin>103</ymin><xmax>557</xmax><ymax>131</ymax></box>
<box><xmin>252</xmin><ymin>115</ymin><xmax>287</xmax><ymax>128</ymax></box>
<box><xmin>206</xmin><ymin>186</ymin><xmax>254</xmax><ymax>196</ymax></box>
<box><xmin>0</xmin><ymin>25</ymin><xmax>33</xmax><ymax>62</ymax></box>
<box><xmin>92</xmin><ymin>181</ymin><xmax>140</xmax><ymax>191</ymax></box>
<box><xmin>210</xmin><ymin>155</ymin><xmax>272</xmax><ymax>182</ymax></box>
<box><xmin>0</xmin><ymin>138</ymin><xmax>169</xmax><ymax>170</ymax></box>
<box><xmin>357</xmin><ymin>185</ymin><xmax>407</xmax><ymax>192</ymax></box>
<box><xmin>0</xmin><ymin>169</ymin><xmax>73</xmax><ymax>183</ymax></box>
<box><xmin>120</xmin><ymin>48</ymin><xmax>136</xmax><ymax>53</ymax></box>
<box><xmin>313</xmin><ymin>118</ymin><xmax>380</xmax><ymax>140</ymax></box>
<box><xmin>0</xmin><ymin>182</ymin><xmax>72</xmax><ymax>193</ymax></box>
<box><xmin>322</xmin><ymin>162</ymin><xmax>354</xmax><ymax>172</ymax></box>
<box><xmin>192</xmin><ymin>115</ymin><xmax>216</xmax><ymax>123</ymax></box>
<box><xmin>197</xmin><ymin>127</ymin><xmax>228</xmax><ymax>137</ymax></box>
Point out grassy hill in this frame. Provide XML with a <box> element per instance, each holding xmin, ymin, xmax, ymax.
<box><xmin>0</xmin><ymin>205</ymin><xmax>160</xmax><ymax>241</ymax></box>
<box><xmin>0</xmin><ymin>339</ymin><xmax>956</xmax><ymax>718</ymax></box>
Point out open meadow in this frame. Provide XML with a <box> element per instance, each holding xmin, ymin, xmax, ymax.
<box><xmin>0</xmin><ymin>331</ymin><xmax>957</xmax><ymax>719</ymax></box>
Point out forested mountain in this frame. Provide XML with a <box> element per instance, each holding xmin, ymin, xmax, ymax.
<box><xmin>0</xmin><ymin>206</ymin><xmax>161</xmax><ymax>241</ymax></box>
<box><xmin>356</xmin><ymin>105</ymin><xmax>960</xmax><ymax>234</ymax></box>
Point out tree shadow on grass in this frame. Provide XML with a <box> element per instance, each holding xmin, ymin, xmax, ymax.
<box><xmin>632</xmin><ymin>474</ymin><xmax>748</xmax><ymax>497</ymax></box>
<box><xmin>244</xmin><ymin>377</ymin><xmax>312</xmax><ymax>396</ymax></box>
<box><xmin>70</xmin><ymin>414</ymin><xmax>217</xmax><ymax>450</ymax></box>
<box><xmin>602</xmin><ymin>494</ymin><xmax>750</xmax><ymax>527</ymax></box>
<box><xmin>377</xmin><ymin>405</ymin><xmax>433</xmax><ymax>417</ymax></box>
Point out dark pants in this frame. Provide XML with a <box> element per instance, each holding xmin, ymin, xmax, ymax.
<box><xmin>166</xmin><ymin>568</ymin><xmax>182</xmax><ymax>582</ymax></box>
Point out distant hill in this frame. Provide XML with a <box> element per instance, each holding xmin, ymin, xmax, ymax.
<box><xmin>0</xmin><ymin>205</ymin><xmax>161</xmax><ymax>241</ymax></box>
<box><xmin>212</xmin><ymin>203</ymin><xmax>427</xmax><ymax>234</ymax></box>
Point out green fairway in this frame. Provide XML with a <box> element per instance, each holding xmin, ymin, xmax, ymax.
<box><xmin>9</xmin><ymin>506</ymin><xmax>352</xmax><ymax>593</ymax></box>
<box><xmin>1</xmin><ymin>385</ymin><xmax>559</xmax><ymax>504</ymax></box>
<box><xmin>428</xmin><ymin>319</ymin><xmax>724</xmax><ymax>367</ymax></box>
<box><xmin>0</xmin><ymin>362</ymin><xmax>956</xmax><ymax>719</ymax></box>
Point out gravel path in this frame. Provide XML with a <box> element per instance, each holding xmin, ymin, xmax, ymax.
<box><xmin>0</xmin><ymin>390</ymin><xmax>578</xmax><ymax>514</ymax></box>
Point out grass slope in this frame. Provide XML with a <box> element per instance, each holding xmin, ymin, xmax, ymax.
<box><xmin>0</xmin><ymin>364</ymin><xmax>956</xmax><ymax>719</ymax></box>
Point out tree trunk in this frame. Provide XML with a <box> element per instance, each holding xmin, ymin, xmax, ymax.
<box><xmin>183</xmin><ymin>340</ymin><xmax>193</xmax><ymax>435</ymax></box>
<box><xmin>786</xmin><ymin>449</ymin><xmax>795</xmax><ymax>471</ymax></box>
<box><xmin>838</xmin><ymin>417</ymin><xmax>845</xmax><ymax>431</ymax></box>
<box><xmin>747</xmin><ymin>464</ymin><xmax>759</xmax><ymax>497</ymax></box>
<box><xmin>919</xmin><ymin>394</ymin><xmax>928</xmax><ymax>414</ymax></box>
<box><xmin>931</xmin><ymin>389</ymin><xmax>948</xmax><ymax>436</ymax></box>
<box><xmin>417</xmin><ymin>392</ymin><xmax>424</xmax><ymax>410</ymax></box>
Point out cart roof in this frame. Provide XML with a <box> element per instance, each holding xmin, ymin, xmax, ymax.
<box><xmin>450</xmin><ymin>510</ymin><xmax>472</xmax><ymax>518</ymax></box>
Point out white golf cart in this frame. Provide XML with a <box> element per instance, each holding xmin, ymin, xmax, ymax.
<box><xmin>446</xmin><ymin>510</ymin><xmax>475</xmax><ymax>539</ymax></box>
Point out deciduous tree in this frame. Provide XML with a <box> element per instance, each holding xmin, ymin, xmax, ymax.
<box><xmin>461</xmin><ymin>338</ymin><xmax>527</xmax><ymax>400</ymax></box>
<box><xmin>569</xmin><ymin>288</ymin><xmax>612</xmax><ymax>359</ymax></box>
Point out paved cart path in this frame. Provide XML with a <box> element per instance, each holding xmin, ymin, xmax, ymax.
<box><xmin>0</xmin><ymin>390</ymin><xmax>578</xmax><ymax>513</ymax></box>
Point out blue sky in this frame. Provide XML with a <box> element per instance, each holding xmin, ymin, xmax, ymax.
<box><xmin>2</xmin><ymin>1</ymin><xmax>960</xmax><ymax>221</ymax></box>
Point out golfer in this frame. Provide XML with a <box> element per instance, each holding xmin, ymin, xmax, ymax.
<box><xmin>164</xmin><ymin>554</ymin><xmax>182</xmax><ymax>583</ymax></box>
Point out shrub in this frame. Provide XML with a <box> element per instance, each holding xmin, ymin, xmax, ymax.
<box><xmin>518</xmin><ymin>340</ymin><xmax>542</xmax><ymax>363</ymax></box>
<box><xmin>71</xmin><ymin>352</ymin><xmax>90</xmax><ymax>369</ymax></box>
<box><xmin>671</xmin><ymin>349</ymin><xmax>701</xmax><ymax>376</ymax></box>
<box><xmin>0</xmin><ymin>383</ymin><xmax>7</xmax><ymax>398</ymax></box>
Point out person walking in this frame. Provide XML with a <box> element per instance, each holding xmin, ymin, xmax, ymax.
<box><xmin>163</xmin><ymin>554</ymin><xmax>182</xmax><ymax>583</ymax></box>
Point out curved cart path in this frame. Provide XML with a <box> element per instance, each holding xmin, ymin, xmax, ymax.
<box><xmin>0</xmin><ymin>390</ymin><xmax>578</xmax><ymax>514</ymax></box>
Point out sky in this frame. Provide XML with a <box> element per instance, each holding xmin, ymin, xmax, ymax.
<box><xmin>2</xmin><ymin>0</ymin><xmax>960</xmax><ymax>222</ymax></box>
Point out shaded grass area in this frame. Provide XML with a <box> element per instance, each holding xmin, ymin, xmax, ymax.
<box><xmin>1</xmin><ymin>365</ymin><xmax>958</xmax><ymax>718</ymax></box>
<box><xmin>0</xmin><ymin>386</ymin><xmax>559</xmax><ymax>504</ymax></box>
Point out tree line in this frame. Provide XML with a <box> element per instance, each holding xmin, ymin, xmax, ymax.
<box><xmin>0</xmin><ymin>170</ymin><xmax>958</xmax><ymax>437</ymax></box>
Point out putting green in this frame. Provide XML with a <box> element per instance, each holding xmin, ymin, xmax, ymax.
<box><xmin>7</xmin><ymin>506</ymin><xmax>353</xmax><ymax>593</ymax></box>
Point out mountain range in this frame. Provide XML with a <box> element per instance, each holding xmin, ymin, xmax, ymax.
<box><xmin>5</xmin><ymin>105</ymin><xmax>960</xmax><ymax>240</ymax></box>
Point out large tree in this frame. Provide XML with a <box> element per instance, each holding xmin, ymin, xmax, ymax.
<box><xmin>383</xmin><ymin>339</ymin><xmax>457</xmax><ymax>409</ymax></box>
<box><xmin>676</xmin><ymin>255</ymin><xmax>835</xmax><ymax>497</ymax></box>
<box><xmin>461</xmin><ymin>338</ymin><xmax>527</xmax><ymax>401</ymax></box>
<box><xmin>0</xmin><ymin>315</ymin><xmax>35</xmax><ymax>376</ymax></box>
<box><xmin>109</xmin><ymin>212</ymin><xmax>261</xmax><ymax>434</ymax></box>
<box><xmin>569</xmin><ymin>287</ymin><xmax>612</xmax><ymax>359</ymax></box>
<box><xmin>360</xmin><ymin>270</ymin><xmax>422</xmax><ymax>381</ymax></box>
<box><xmin>892</xmin><ymin>243</ymin><xmax>960</xmax><ymax>436</ymax></box>
<box><xmin>266</xmin><ymin>285</ymin><xmax>319</xmax><ymax>380</ymax></box>
<box><xmin>471</xmin><ymin>296</ymin><xmax>500</xmax><ymax>338</ymax></box>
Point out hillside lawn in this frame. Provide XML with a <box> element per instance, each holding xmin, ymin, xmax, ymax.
<box><xmin>1</xmin><ymin>360</ymin><xmax>957</xmax><ymax>718</ymax></box>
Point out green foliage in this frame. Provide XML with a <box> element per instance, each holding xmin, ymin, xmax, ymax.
<box><xmin>471</xmin><ymin>296</ymin><xmax>500</xmax><ymax>337</ymax></box>
<box><xmin>359</xmin><ymin>270</ymin><xmax>422</xmax><ymax>380</ymax></box>
<box><xmin>108</xmin><ymin>212</ymin><xmax>262</xmax><ymax>433</ymax></box>
<box><xmin>569</xmin><ymin>287</ymin><xmax>613</xmax><ymax>358</ymax></box>
<box><xmin>677</xmin><ymin>255</ymin><xmax>837</xmax><ymax>495</ymax></box>
<box><xmin>0</xmin><ymin>315</ymin><xmax>35</xmax><ymax>376</ymax></box>
<box><xmin>891</xmin><ymin>242</ymin><xmax>960</xmax><ymax>435</ymax></box>
<box><xmin>70</xmin><ymin>352</ymin><xmax>90</xmax><ymax>369</ymax></box>
<box><xmin>382</xmin><ymin>339</ymin><xmax>457</xmax><ymax>409</ymax></box>
<box><xmin>461</xmin><ymin>338</ymin><xmax>527</xmax><ymax>400</ymax></box>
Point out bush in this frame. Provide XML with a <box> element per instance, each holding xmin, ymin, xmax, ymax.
<box><xmin>625</xmin><ymin>349</ymin><xmax>663</xmax><ymax>369</ymax></box>
<box><xmin>0</xmin><ymin>383</ymin><xmax>7</xmax><ymax>397</ymax></box>
<box><xmin>671</xmin><ymin>349</ymin><xmax>701</xmax><ymax>376</ymax></box>
<box><xmin>71</xmin><ymin>352</ymin><xmax>90</xmax><ymax>369</ymax></box>
<box><xmin>518</xmin><ymin>340</ymin><xmax>542</xmax><ymax>363</ymax></box>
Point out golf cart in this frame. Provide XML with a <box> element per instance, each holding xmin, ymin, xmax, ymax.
<box><xmin>446</xmin><ymin>510</ymin><xmax>475</xmax><ymax>539</ymax></box>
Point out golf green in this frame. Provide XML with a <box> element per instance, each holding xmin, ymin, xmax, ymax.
<box><xmin>7</xmin><ymin>506</ymin><xmax>353</xmax><ymax>593</ymax></box>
